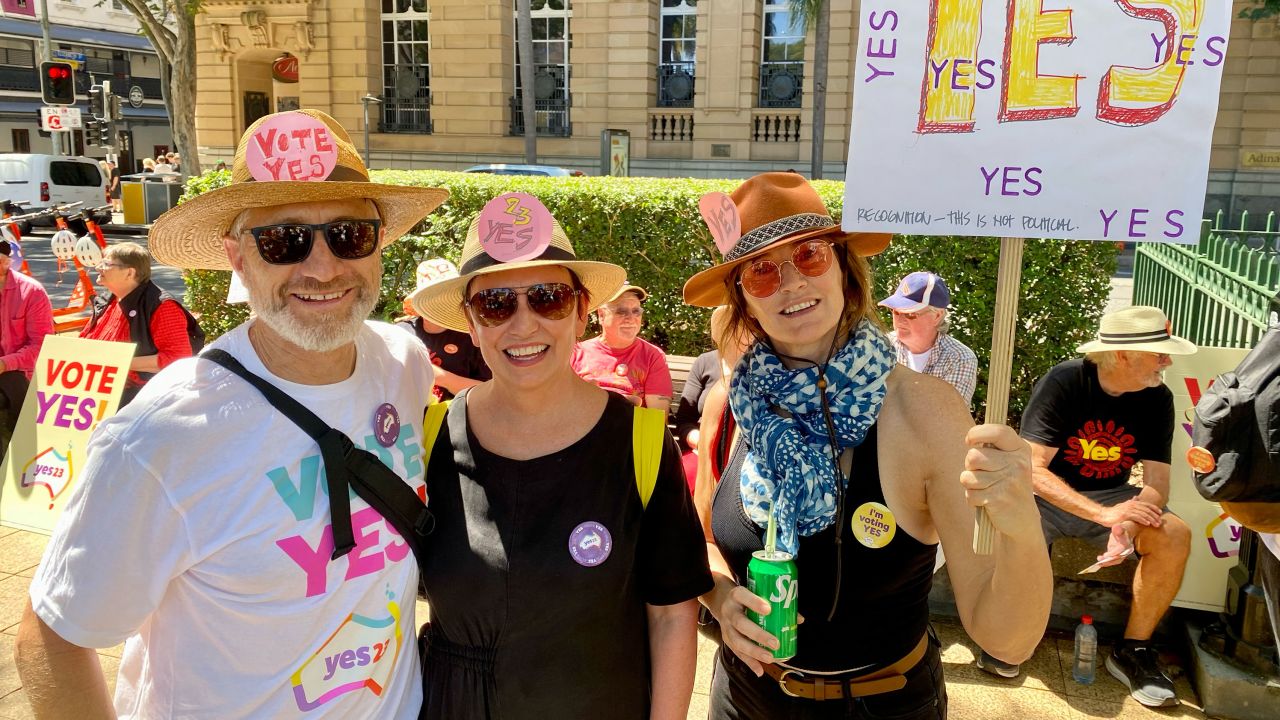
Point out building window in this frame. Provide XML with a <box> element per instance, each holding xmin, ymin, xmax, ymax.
<box><xmin>510</xmin><ymin>0</ymin><xmax>571</xmax><ymax>137</ymax></box>
<box><xmin>658</xmin><ymin>0</ymin><xmax>696</xmax><ymax>108</ymax></box>
<box><xmin>12</xmin><ymin>129</ymin><xmax>30</xmax><ymax>153</ymax></box>
<box><xmin>380</xmin><ymin>0</ymin><xmax>433</xmax><ymax>134</ymax></box>
<box><xmin>759</xmin><ymin>0</ymin><xmax>804</xmax><ymax>108</ymax></box>
<box><xmin>0</xmin><ymin>37</ymin><xmax>35</xmax><ymax>68</ymax></box>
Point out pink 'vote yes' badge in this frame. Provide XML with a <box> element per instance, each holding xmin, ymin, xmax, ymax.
<box><xmin>244</xmin><ymin>112</ymin><xmax>339</xmax><ymax>183</ymax></box>
<box><xmin>476</xmin><ymin>193</ymin><xmax>554</xmax><ymax>263</ymax></box>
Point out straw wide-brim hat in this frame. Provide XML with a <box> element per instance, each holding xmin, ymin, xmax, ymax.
<box><xmin>409</xmin><ymin>210</ymin><xmax>626</xmax><ymax>333</ymax></box>
<box><xmin>149</xmin><ymin>109</ymin><xmax>448</xmax><ymax>271</ymax></box>
<box><xmin>1076</xmin><ymin>305</ymin><xmax>1197</xmax><ymax>355</ymax></box>
<box><xmin>683</xmin><ymin>172</ymin><xmax>892</xmax><ymax>308</ymax></box>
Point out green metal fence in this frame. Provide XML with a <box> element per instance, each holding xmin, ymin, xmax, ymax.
<box><xmin>1133</xmin><ymin>210</ymin><xmax>1279</xmax><ymax>349</ymax></box>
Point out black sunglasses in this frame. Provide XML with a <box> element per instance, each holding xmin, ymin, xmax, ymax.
<box><xmin>247</xmin><ymin>219</ymin><xmax>382</xmax><ymax>265</ymax></box>
<box><xmin>466</xmin><ymin>283</ymin><xmax>580</xmax><ymax>327</ymax></box>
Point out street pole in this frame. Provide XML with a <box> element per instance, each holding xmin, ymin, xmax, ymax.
<box><xmin>38</xmin><ymin>0</ymin><xmax>60</xmax><ymax>155</ymax></box>
<box><xmin>360</xmin><ymin>95</ymin><xmax>381</xmax><ymax>169</ymax></box>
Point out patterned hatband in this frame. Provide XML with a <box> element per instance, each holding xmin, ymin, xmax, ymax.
<box><xmin>725</xmin><ymin>213</ymin><xmax>835</xmax><ymax>261</ymax></box>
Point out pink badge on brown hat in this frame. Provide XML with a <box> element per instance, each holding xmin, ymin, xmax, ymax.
<box><xmin>683</xmin><ymin>172</ymin><xmax>892</xmax><ymax>308</ymax></box>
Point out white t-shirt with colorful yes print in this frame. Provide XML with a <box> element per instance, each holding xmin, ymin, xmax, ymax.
<box><xmin>30</xmin><ymin>321</ymin><xmax>433</xmax><ymax>719</ymax></box>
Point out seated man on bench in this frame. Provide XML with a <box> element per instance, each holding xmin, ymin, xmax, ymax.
<box><xmin>979</xmin><ymin>306</ymin><xmax>1193</xmax><ymax>709</ymax></box>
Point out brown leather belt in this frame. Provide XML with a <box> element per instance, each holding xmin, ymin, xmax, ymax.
<box><xmin>761</xmin><ymin>633</ymin><xmax>928</xmax><ymax>701</ymax></box>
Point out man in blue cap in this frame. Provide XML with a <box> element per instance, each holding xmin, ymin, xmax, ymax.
<box><xmin>879</xmin><ymin>271</ymin><xmax>978</xmax><ymax>404</ymax></box>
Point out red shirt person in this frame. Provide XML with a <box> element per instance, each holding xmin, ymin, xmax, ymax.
<box><xmin>0</xmin><ymin>238</ymin><xmax>55</xmax><ymax>435</ymax></box>
<box><xmin>80</xmin><ymin>242</ymin><xmax>196</xmax><ymax>405</ymax></box>
<box><xmin>571</xmin><ymin>283</ymin><xmax>673</xmax><ymax>414</ymax></box>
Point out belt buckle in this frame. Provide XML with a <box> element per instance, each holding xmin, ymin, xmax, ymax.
<box><xmin>776</xmin><ymin>668</ymin><xmax>804</xmax><ymax>699</ymax></box>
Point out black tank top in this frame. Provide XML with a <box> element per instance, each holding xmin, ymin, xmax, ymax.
<box><xmin>711</xmin><ymin>424</ymin><xmax>938</xmax><ymax>672</ymax></box>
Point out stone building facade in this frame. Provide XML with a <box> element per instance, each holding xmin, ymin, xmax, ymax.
<box><xmin>191</xmin><ymin>0</ymin><xmax>1280</xmax><ymax>214</ymax></box>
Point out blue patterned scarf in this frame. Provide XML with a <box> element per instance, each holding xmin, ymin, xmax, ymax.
<box><xmin>729</xmin><ymin>320</ymin><xmax>894</xmax><ymax>555</ymax></box>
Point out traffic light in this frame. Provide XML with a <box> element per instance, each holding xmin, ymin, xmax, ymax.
<box><xmin>84</xmin><ymin>118</ymin><xmax>111</xmax><ymax>147</ymax></box>
<box><xmin>40</xmin><ymin>61</ymin><xmax>76</xmax><ymax>105</ymax></box>
<box><xmin>89</xmin><ymin>84</ymin><xmax>106</xmax><ymax>120</ymax></box>
<box><xmin>84</xmin><ymin>118</ymin><xmax>101</xmax><ymax>146</ymax></box>
<box><xmin>109</xmin><ymin>94</ymin><xmax>122</xmax><ymax>122</ymax></box>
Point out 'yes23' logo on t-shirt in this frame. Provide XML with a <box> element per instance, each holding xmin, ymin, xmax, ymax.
<box><xmin>1062</xmin><ymin>419</ymin><xmax>1138</xmax><ymax>479</ymax></box>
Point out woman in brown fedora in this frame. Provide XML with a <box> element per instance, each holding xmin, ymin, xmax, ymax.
<box><xmin>409</xmin><ymin>193</ymin><xmax>712</xmax><ymax>720</ymax></box>
<box><xmin>685</xmin><ymin>172</ymin><xmax>1052</xmax><ymax>718</ymax></box>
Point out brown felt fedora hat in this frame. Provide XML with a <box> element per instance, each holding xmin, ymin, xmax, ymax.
<box><xmin>682</xmin><ymin>172</ymin><xmax>891</xmax><ymax>308</ymax></box>
<box><xmin>149</xmin><ymin>109</ymin><xmax>448</xmax><ymax>270</ymax></box>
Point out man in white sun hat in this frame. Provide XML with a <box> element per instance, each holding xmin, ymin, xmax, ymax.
<box><xmin>16</xmin><ymin>109</ymin><xmax>448</xmax><ymax>718</ymax></box>
<box><xmin>978</xmin><ymin>305</ymin><xmax>1195</xmax><ymax>709</ymax></box>
<box><xmin>879</xmin><ymin>271</ymin><xmax>978</xmax><ymax>404</ymax></box>
<box><xmin>398</xmin><ymin>257</ymin><xmax>491</xmax><ymax>400</ymax></box>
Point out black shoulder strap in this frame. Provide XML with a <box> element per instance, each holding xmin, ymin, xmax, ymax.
<box><xmin>202</xmin><ymin>349</ymin><xmax>433</xmax><ymax>563</ymax></box>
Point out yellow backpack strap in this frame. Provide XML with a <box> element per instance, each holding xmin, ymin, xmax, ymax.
<box><xmin>632</xmin><ymin>405</ymin><xmax>667</xmax><ymax>510</ymax></box>
<box><xmin>422</xmin><ymin>400</ymin><xmax>451</xmax><ymax>467</ymax></box>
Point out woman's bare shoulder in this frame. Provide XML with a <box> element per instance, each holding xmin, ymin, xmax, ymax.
<box><xmin>882</xmin><ymin>367</ymin><xmax>973</xmax><ymax>430</ymax></box>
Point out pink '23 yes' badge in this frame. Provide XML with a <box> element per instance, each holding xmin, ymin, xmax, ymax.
<box><xmin>477</xmin><ymin>192</ymin><xmax>554</xmax><ymax>263</ymax></box>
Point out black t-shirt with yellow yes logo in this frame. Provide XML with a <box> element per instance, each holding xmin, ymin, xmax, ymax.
<box><xmin>1020</xmin><ymin>358</ymin><xmax>1175</xmax><ymax>492</ymax></box>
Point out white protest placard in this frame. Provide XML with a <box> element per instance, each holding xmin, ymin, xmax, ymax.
<box><xmin>0</xmin><ymin>336</ymin><xmax>135</xmax><ymax>534</ymax></box>
<box><xmin>843</xmin><ymin>0</ymin><xmax>1232</xmax><ymax>243</ymax></box>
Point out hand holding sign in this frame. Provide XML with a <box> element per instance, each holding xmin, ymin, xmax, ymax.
<box><xmin>244</xmin><ymin>111</ymin><xmax>339</xmax><ymax>183</ymax></box>
<box><xmin>699</xmin><ymin>192</ymin><xmax>741</xmax><ymax>256</ymax></box>
<box><xmin>477</xmin><ymin>193</ymin><xmax>554</xmax><ymax>263</ymax></box>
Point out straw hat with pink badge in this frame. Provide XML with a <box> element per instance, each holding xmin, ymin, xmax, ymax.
<box><xmin>410</xmin><ymin>192</ymin><xmax>626</xmax><ymax>332</ymax></box>
<box><xmin>149</xmin><ymin>109</ymin><xmax>449</xmax><ymax>271</ymax></box>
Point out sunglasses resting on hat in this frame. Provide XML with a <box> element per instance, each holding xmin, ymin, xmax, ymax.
<box><xmin>736</xmin><ymin>240</ymin><xmax>834</xmax><ymax>298</ymax></box>
<box><xmin>247</xmin><ymin>219</ymin><xmax>382</xmax><ymax>265</ymax></box>
<box><xmin>466</xmin><ymin>282</ymin><xmax>580</xmax><ymax>327</ymax></box>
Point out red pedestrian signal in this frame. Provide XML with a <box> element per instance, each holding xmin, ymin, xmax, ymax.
<box><xmin>40</xmin><ymin>61</ymin><xmax>76</xmax><ymax>106</ymax></box>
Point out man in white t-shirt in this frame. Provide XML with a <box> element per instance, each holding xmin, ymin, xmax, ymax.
<box><xmin>879</xmin><ymin>271</ymin><xmax>979</xmax><ymax>405</ymax></box>
<box><xmin>15</xmin><ymin>110</ymin><xmax>449</xmax><ymax>718</ymax></box>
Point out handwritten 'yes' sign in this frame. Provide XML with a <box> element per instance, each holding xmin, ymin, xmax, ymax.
<box><xmin>699</xmin><ymin>192</ymin><xmax>741</xmax><ymax>256</ymax></box>
<box><xmin>244</xmin><ymin>112</ymin><xmax>339</xmax><ymax>183</ymax></box>
<box><xmin>477</xmin><ymin>193</ymin><xmax>554</xmax><ymax>263</ymax></box>
<box><xmin>844</xmin><ymin>0</ymin><xmax>1232</xmax><ymax>243</ymax></box>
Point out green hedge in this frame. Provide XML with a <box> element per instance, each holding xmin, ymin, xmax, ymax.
<box><xmin>178</xmin><ymin>170</ymin><xmax>1116</xmax><ymax>427</ymax></box>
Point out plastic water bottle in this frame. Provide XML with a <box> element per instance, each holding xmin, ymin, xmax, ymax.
<box><xmin>1073</xmin><ymin>615</ymin><xmax>1098</xmax><ymax>684</ymax></box>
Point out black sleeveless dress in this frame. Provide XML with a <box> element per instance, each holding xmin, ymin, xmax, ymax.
<box><xmin>709</xmin><ymin>424</ymin><xmax>947</xmax><ymax>718</ymax></box>
<box><xmin>418</xmin><ymin>393</ymin><xmax>712</xmax><ymax>720</ymax></box>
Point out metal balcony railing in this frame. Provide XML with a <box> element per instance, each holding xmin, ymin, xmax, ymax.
<box><xmin>379</xmin><ymin>98</ymin><xmax>434</xmax><ymax>134</ymax></box>
<box><xmin>657</xmin><ymin>63</ymin><xmax>694</xmax><ymax>108</ymax></box>
<box><xmin>1134</xmin><ymin>210</ymin><xmax>1280</xmax><ymax>348</ymax></box>
<box><xmin>758</xmin><ymin>62</ymin><xmax>803</xmax><ymax>109</ymax></box>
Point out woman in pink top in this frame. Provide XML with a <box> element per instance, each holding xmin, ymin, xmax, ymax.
<box><xmin>571</xmin><ymin>284</ymin><xmax>674</xmax><ymax>414</ymax></box>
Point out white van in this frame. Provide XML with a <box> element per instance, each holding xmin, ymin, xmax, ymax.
<box><xmin>0</xmin><ymin>154</ymin><xmax>110</xmax><ymax>226</ymax></box>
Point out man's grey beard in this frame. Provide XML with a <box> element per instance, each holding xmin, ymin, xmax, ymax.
<box><xmin>243</xmin><ymin>272</ymin><xmax>380</xmax><ymax>353</ymax></box>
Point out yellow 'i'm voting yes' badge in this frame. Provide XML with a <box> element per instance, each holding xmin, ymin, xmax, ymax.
<box><xmin>852</xmin><ymin>502</ymin><xmax>896</xmax><ymax>548</ymax></box>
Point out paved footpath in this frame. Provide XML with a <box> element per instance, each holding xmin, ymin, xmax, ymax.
<box><xmin>0</xmin><ymin>525</ymin><xmax>1208</xmax><ymax>719</ymax></box>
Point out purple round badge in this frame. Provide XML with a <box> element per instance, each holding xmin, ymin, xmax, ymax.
<box><xmin>373</xmin><ymin>403</ymin><xmax>400</xmax><ymax>447</ymax></box>
<box><xmin>568</xmin><ymin>521</ymin><xmax>613</xmax><ymax>567</ymax></box>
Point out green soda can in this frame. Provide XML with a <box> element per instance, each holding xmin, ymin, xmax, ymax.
<box><xmin>746</xmin><ymin>549</ymin><xmax>798</xmax><ymax>661</ymax></box>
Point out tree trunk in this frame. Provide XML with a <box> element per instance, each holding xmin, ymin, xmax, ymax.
<box><xmin>168</xmin><ymin>11</ymin><xmax>200</xmax><ymax>175</ymax></box>
<box><xmin>517</xmin><ymin>0</ymin><xmax>537</xmax><ymax>164</ymax></box>
<box><xmin>809</xmin><ymin>0</ymin><xmax>830</xmax><ymax>180</ymax></box>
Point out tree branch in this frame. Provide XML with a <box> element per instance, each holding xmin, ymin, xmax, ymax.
<box><xmin>117</xmin><ymin>0</ymin><xmax>178</xmax><ymax>60</ymax></box>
